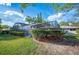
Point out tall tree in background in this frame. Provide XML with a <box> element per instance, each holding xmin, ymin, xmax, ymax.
<box><xmin>0</xmin><ymin>18</ymin><xmax>2</xmax><ymax>30</ymax></box>
<box><xmin>25</xmin><ymin>16</ymin><xmax>33</xmax><ymax>24</ymax></box>
<box><xmin>19</xmin><ymin>3</ymin><xmax>79</xmax><ymax>24</ymax></box>
<box><xmin>60</xmin><ymin>21</ymin><xmax>69</xmax><ymax>26</ymax></box>
<box><xmin>25</xmin><ymin>13</ymin><xmax>46</xmax><ymax>24</ymax></box>
<box><xmin>19</xmin><ymin>3</ymin><xmax>79</xmax><ymax>13</ymax></box>
<box><xmin>51</xmin><ymin>3</ymin><xmax>72</xmax><ymax>12</ymax></box>
<box><xmin>34</xmin><ymin>13</ymin><xmax>45</xmax><ymax>24</ymax></box>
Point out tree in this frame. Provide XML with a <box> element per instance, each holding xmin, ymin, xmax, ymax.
<box><xmin>1</xmin><ymin>25</ymin><xmax>10</xmax><ymax>29</ymax></box>
<box><xmin>19</xmin><ymin>3</ymin><xmax>36</xmax><ymax>13</ymax></box>
<box><xmin>19</xmin><ymin>3</ymin><xmax>79</xmax><ymax>23</ymax></box>
<box><xmin>51</xmin><ymin>3</ymin><xmax>77</xmax><ymax>12</ymax></box>
<box><xmin>34</xmin><ymin>13</ymin><xmax>46</xmax><ymax>24</ymax></box>
<box><xmin>25</xmin><ymin>13</ymin><xmax>46</xmax><ymax>24</ymax></box>
<box><xmin>72</xmin><ymin>22</ymin><xmax>79</xmax><ymax>26</ymax></box>
<box><xmin>60</xmin><ymin>21</ymin><xmax>69</xmax><ymax>26</ymax></box>
<box><xmin>19</xmin><ymin>3</ymin><xmax>79</xmax><ymax>13</ymax></box>
<box><xmin>0</xmin><ymin>19</ymin><xmax>1</xmax><ymax>27</ymax></box>
<box><xmin>25</xmin><ymin>16</ymin><xmax>33</xmax><ymax>24</ymax></box>
<box><xmin>0</xmin><ymin>18</ymin><xmax>2</xmax><ymax>31</ymax></box>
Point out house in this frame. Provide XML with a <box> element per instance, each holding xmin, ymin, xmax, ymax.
<box><xmin>60</xmin><ymin>26</ymin><xmax>79</xmax><ymax>35</ymax></box>
<box><xmin>31</xmin><ymin>21</ymin><xmax>60</xmax><ymax>29</ymax></box>
<box><xmin>60</xmin><ymin>26</ymin><xmax>79</xmax><ymax>31</ymax></box>
<box><xmin>12</xmin><ymin>22</ymin><xmax>31</xmax><ymax>31</ymax></box>
<box><xmin>12</xmin><ymin>22</ymin><xmax>32</xmax><ymax>37</ymax></box>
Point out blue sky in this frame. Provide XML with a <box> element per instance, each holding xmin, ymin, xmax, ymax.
<box><xmin>0</xmin><ymin>3</ymin><xmax>78</xmax><ymax>26</ymax></box>
<box><xmin>0</xmin><ymin>3</ymin><xmax>54</xmax><ymax>26</ymax></box>
<box><xmin>10</xmin><ymin>3</ymin><xmax>54</xmax><ymax>19</ymax></box>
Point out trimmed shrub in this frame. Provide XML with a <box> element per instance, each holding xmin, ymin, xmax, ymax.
<box><xmin>9</xmin><ymin>30</ymin><xmax>29</xmax><ymax>36</ymax></box>
<box><xmin>30</xmin><ymin>28</ymin><xmax>65</xmax><ymax>41</ymax></box>
<box><xmin>76</xmin><ymin>29</ymin><xmax>79</xmax><ymax>34</ymax></box>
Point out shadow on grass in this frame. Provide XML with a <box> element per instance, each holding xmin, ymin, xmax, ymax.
<box><xmin>0</xmin><ymin>33</ymin><xmax>21</xmax><ymax>41</ymax></box>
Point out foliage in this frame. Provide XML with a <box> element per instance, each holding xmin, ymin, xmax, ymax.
<box><xmin>60</xmin><ymin>21</ymin><xmax>69</xmax><ymax>26</ymax></box>
<box><xmin>0</xmin><ymin>19</ymin><xmax>10</xmax><ymax>33</ymax></box>
<box><xmin>19</xmin><ymin>3</ymin><xmax>36</xmax><ymax>13</ymax></box>
<box><xmin>25</xmin><ymin>16</ymin><xmax>33</xmax><ymax>24</ymax></box>
<box><xmin>9</xmin><ymin>29</ymin><xmax>29</xmax><ymax>36</ymax></box>
<box><xmin>10</xmin><ymin>31</ymin><xmax>24</xmax><ymax>36</ymax></box>
<box><xmin>51</xmin><ymin>3</ymin><xmax>77</xmax><ymax>12</ymax></box>
<box><xmin>30</xmin><ymin>29</ymin><xmax>65</xmax><ymax>39</ymax></box>
<box><xmin>1</xmin><ymin>25</ymin><xmax>10</xmax><ymax>29</ymax></box>
<box><xmin>25</xmin><ymin>13</ymin><xmax>46</xmax><ymax>24</ymax></box>
<box><xmin>0</xmin><ymin>19</ymin><xmax>2</xmax><ymax>31</ymax></box>
<box><xmin>19</xmin><ymin>3</ymin><xmax>79</xmax><ymax>13</ymax></box>
<box><xmin>34</xmin><ymin>13</ymin><xmax>46</xmax><ymax>24</ymax></box>
<box><xmin>60</xmin><ymin>21</ymin><xmax>79</xmax><ymax>26</ymax></box>
<box><xmin>76</xmin><ymin>29</ymin><xmax>79</xmax><ymax>34</ymax></box>
<box><xmin>72</xmin><ymin>22</ymin><xmax>79</xmax><ymax>26</ymax></box>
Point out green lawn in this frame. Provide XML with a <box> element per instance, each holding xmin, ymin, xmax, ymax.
<box><xmin>0</xmin><ymin>31</ymin><xmax>79</xmax><ymax>55</ymax></box>
<box><xmin>0</xmin><ymin>34</ymin><xmax>38</xmax><ymax>55</ymax></box>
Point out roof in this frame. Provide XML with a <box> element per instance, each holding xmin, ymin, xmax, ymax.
<box><xmin>60</xmin><ymin>26</ymin><xmax>79</xmax><ymax>29</ymax></box>
<box><xmin>14</xmin><ymin>22</ymin><xmax>29</xmax><ymax>26</ymax></box>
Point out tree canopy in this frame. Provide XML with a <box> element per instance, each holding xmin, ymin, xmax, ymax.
<box><xmin>19</xmin><ymin>3</ymin><xmax>79</xmax><ymax>24</ymax></box>
<box><xmin>25</xmin><ymin>16</ymin><xmax>33</xmax><ymax>24</ymax></box>
<box><xmin>25</xmin><ymin>13</ymin><xmax>46</xmax><ymax>24</ymax></box>
<box><xmin>19</xmin><ymin>3</ymin><xmax>36</xmax><ymax>13</ymax></box>
<box><xmin>19</xmin><ymin>3</ymin><xmax>79</xmax><ymax>12</ymax></box>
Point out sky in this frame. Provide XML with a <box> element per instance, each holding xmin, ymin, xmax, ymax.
<box><xmin>0</xmin><ymin>3</ymin><xmax>78</xmax><ymax>26</ymax></box>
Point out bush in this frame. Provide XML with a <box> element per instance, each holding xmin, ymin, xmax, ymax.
<box><xmin>76</xmin><ymin>29</ymin><xmax>79</xmax><ymax>34</ymax></box>
<box><xmin>9</xmin><ymin>30</ymin><xmax>29</xmax><ymax>36</ymax></box>
<box><xmin>30</xmin><ymin>28</ymin><xmax>65</xmax><ymax>40</ymax></box>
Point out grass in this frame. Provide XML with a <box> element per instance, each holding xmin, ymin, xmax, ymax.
<box><xmin>0</xmin><ymin>30</ymin><xmax>79</xmax><ymax>55</ymax></box>
<box><xmin>0</xmin><ymin>34</ymin><xmax>38</xmax><ymax>55</ymax></box>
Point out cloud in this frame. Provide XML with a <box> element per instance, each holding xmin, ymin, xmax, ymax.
<box><xmin>47</xmin><ymin>13</ymin><xmax>64</xmax><ymax>21</ymax></box>
<box><xmin>2</xmin><ymin>20</ymin><xmax>14</xmax><ymax>27</ymax></box>
<box><xmin>61</xmin><ymin>9</ymin><xmax>78</xmax><ymax>22</ymax></box>
<box><xmin>47</xmin><ymin>9</ymin><xmax>78</xmax><ymax>22</ymax></box>
<box><xmin>4</xmin><ymin>10</ymin><xmax>25</xmax><ymax>18</ymax></box>
<box><xmin>0</xmin><ymin>3</ymin><xmax>11</xmax><ymax>6</ymax></box>
<box><xmin>0</xmin><ymin>10</ymin><xmax>25</xmax><ymax>26</ymax></box>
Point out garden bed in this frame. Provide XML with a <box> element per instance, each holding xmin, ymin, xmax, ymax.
<box><xmin>30</xmin><ymin>29</ymin><xmax>65</xmax><ymax>42</ymax></box>
<box><xmin>32</xmin><ymin>34</ymin><xmax>79</xmax><ymax>55</ymax></box>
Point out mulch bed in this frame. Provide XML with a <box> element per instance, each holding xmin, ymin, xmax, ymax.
<box><xmin>36</xmin><ymin>36</ymin><xmax>64</xmax><ymax>43</ymax></box>
<box><xmin>34</xmin><ymin>35</ymin><xmax>79</xmax><ymax>46</ymax></box>
<box><xmin>33</xmin><ymin>36</ymin><xmax>79</xmax><ymax>54</ymax></box>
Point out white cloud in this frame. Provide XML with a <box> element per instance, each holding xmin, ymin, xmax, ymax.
<box><xmin>6</xmin><ymin>3</ymin><xmax>11</xmax><ymax>6</ymax></box>
<box><xmin>2</xmin><ymin>20</ymin><xmax>14</xmax><ymax>27</ymax></box>
<box><xmin>47</xmin><ymin>9</ymin><xmax>78</xmax><ymax>23</ymax></box>
<box><xmin>4</xmin><ymin>10</ymin><xmax>25</xmax><ymax>18</ymax></box>
<box><xmin>0</xmin><ymin>3</ymin><xmax>11</xmax><ymax>6</ymax></box>
<box><xmin>0</xmin><ymin>10</ymin><xmax>25</xmax><ymax>26</ymax></box>
<box><xmin>47</xmin><ymin>13</ymin><xmax>64</xmax><ymax>21</ymax></box>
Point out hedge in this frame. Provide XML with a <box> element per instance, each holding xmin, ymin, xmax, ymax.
<box><xmin>30</xmin><ymin>28</ymin><xmax>65</xmax><ymax>39</ymax></box>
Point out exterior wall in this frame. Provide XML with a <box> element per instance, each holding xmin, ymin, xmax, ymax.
<box><xmin>61</xmin><ymin>26</ymin><xmax>79</xmax><ymax>31</ymax></box>
<box><xmin>19</xmin><ymin>26</ymin><xmax>31</xmax><ymax>30</ymax></box>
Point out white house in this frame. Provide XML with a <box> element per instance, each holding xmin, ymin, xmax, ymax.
<box><xmin>13</xmin><ymin>22</ymin><xmax>32</xmax><ymax>31</ymax></box>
